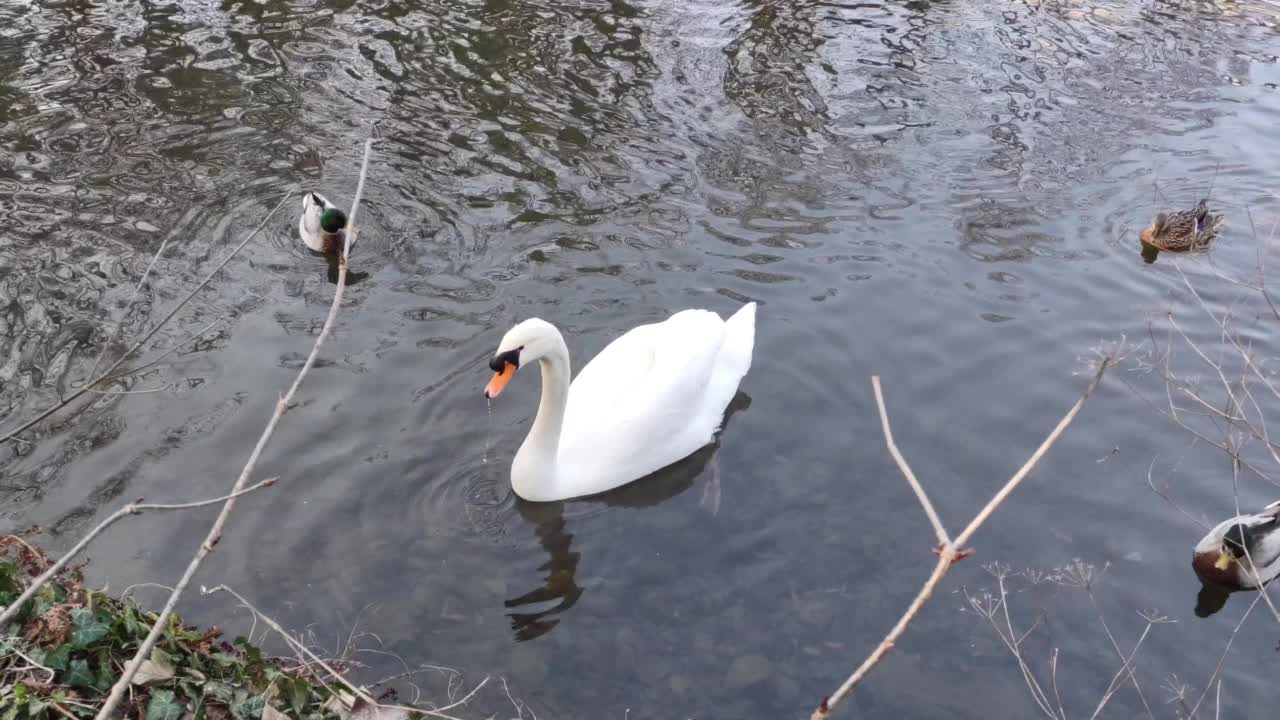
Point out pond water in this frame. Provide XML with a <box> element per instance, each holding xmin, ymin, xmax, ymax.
<box><xmin>3</xmin><ymin>0</ymin><xmax>1280</xmax><ymax>717</ymax></box>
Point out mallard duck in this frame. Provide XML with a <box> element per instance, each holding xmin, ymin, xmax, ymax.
<box><xmin>1192</xmin><ymin>500</ymin><xmax>1280</xmax><ymax>590</ymax></box>
<box><xmin>1139</xmin><ymin>199</ymin><xmax>1224</xmax><ymax>253</ymax></box>
<box><xmin>298</xmin><ymin>191</ymin><xmax>350</xmax><ymax>256</ymax></box>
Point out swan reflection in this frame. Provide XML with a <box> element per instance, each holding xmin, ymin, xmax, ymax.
<box><xmin>502</xmin><ymin>392</ymin><xmax>751</xmax><ymax>641</ymax></box>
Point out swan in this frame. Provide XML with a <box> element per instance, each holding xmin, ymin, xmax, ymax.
<box><xmin>298</xmin><ymin>191</ymin><xmax>350</xmax><ymax>256</ymax></box>
<box><xmin>483</xmin><ymin>302</ymin><xmax>757</xmax><ymax>502</ymax></box>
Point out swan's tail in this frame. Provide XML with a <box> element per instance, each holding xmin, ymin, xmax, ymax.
<box><xmin>703</xmin><ymin>303</ymin><xmax>756</xmax><ymax>434</ymax></box>
<box><xmin>719</xmin><ymin>301</ymin><xmax>756</xmax><ymax>382</ymax></box>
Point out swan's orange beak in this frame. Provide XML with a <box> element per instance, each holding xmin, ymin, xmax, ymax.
<box><xmin>485</xmin><ymin>362</ymin><xmax>517</xmax><ymax>399</ymax></box>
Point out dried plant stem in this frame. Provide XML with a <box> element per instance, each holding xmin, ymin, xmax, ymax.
<box><xmin>1189</xmin><ymin>589</ymin><xmax>1267</xmax><ymax>718</ymax></box>
<box><xmin>87</xmin><ymin>233</ymin><xmax>173</xmax><ymax>380</ymax></box>
<box><xmin>203</xmin><ymin>584</ymin><xmax>488</xmax><ymax>720</ymax></box>
<box><xmin>813</xmin><ymin>358</ymin><xmax>1111</xmax><ymax>720</ymax></box>
<box><xmin>101</xmin><ymin>318</ymin><xmax>226</xmax><ymax>384</ymax></box>
<box><xmin>92</xmin><ymin>139</ymin><xmax>373</xmax><ymax>720</ymax></box>
<box><xmin>0</xmin><ymin>191</ymin><xmax>293</xmax><ymax>446</ymax></box>
<box><xmin>0</xmin><ymin>478</ymin><xmax>277</xmax><ymax>627</ymax></box>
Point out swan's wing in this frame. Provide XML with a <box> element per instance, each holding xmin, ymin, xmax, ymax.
<box><xmin>557</xmin><ymin>310</ymin><xmax>729</xmax><ymax>492</ymax></box>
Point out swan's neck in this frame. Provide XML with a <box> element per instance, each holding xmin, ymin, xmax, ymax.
<box><xmin>512</xmin><ymin>335</ymin><xmax>571</xmax><ymax>501</ymax></box>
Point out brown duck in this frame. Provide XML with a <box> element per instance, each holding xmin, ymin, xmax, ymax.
<box><xmin>1140</xmin><ymin>199</ymin><xmax>1224</xmax><ymax>254</ymax></box>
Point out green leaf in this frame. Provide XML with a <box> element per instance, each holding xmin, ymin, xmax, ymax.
<box><xmin>204</xmin><ymin>681</ymin><xmax>235</xmax><ymax>704</ymax></box>
<box><xmin>233</xmin><ymin>637</ymin><xmax>263</xmax><ymax>665</ymax></box>
<box><xmin>67</xmin><ymin>659</ymin><xmax>95</xmax><ymax>690</ymax></box>
<box><xmin>31</xmin><ymin>586</ymin><xmax>58</xmax><ymax>620</ymax></box>
<box><xmin>41</xmin><ymin>646</ymin><xmax>70</xmax><ymax>672</ymax></box>
<box><xmin>231</xmin><ymin>694</ymin><xmax>264</xmax><ymax>720</ymax></box>
<box><xmin>0</xmin><ymin>559</ymin><xmax>19</xmax><ymax>595</ymax></box>
<box><xmin>70</xmin><ymin>608</ymin><xmax>108</xmax><ymax>649</ymax></box>
<box><xmin>121</xmin><ymin>607</ymin><xmax>150</xmax><ymax>641</ymax></box>
<box><xmin>94</xmin><ymin>663</ymin><xmax>115</xmax><ymax>693</ymax></box>
<box><xmin>145</xmin><ymin>690</ymin><xmax>184</xmax><ymax>720</ymax></box>
<box><xmin>286</xmin><ymin>676</ymin><xmax>310</xmax><ymax>716</ymax></box>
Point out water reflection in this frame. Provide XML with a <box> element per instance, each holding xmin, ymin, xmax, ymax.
<box><xmin>723</xmin><ymin>0</ymin><xmax>829</xmax><ymax>144</ymax></box>
<box><xmin>502</xmin><ymin>392</ymin><xmax>749</xmax><ymax>641</ymax></box>
<box><xmin>503</xmin><ymin>453</ymin><xmax>702</xmax><ymax>641</ymax></box>
<box><xmin>5</xmin><ymin>0</ymin><xmax>1280</xmax><ymax>716</ymax></box>
<box><xmin>1194</xmin><ymin>581</ymin><xmax>1232</xmax><ymax>618</ymax></box>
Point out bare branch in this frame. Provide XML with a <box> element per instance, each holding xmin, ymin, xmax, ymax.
<box><xmin>812</xmin><ymin>358</ymin><xmax>1111</xmax><ymax>719</ymax></box>
<box><xmin>0</xmin><ymin>478</ymin><xmax>277</xmax><ymax>627</ymax></box>
<box><xmin>93</xmin><ymin>138</ymin><xmax>373</xmax><ymax>720</ymax></box>
<box><xmin>953</xmin><ymin>358</ymin><xmax>1110</xmax><ymax>550</ymax></box>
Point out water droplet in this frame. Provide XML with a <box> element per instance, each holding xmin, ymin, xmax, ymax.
<box><xmin>483</xmin><ymin>398</ymin><xmax>493</xmax><ymax>464</ymax></box>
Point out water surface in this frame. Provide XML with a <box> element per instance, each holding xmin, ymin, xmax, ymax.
<box><xmin>3</xmin><ymin>0</ymin><xmax>1280</xmax><ymax>717</ymax></box>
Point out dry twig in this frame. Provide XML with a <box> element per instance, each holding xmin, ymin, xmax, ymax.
<box><xmin>811</xmin><ymin>358</ymin><xmax>1111</xmax><ymax>719</ymax></box>
<box><xmin>202</xmin><ymin>584</ymin><xmax>488</xmax><ymax>720</ymax></box>
<box><xmin>0</xmin><ymin>478</ymin><xmax>277</xmax><ymax>626</ymax></box>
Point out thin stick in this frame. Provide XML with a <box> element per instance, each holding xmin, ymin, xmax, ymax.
<box><xmin>102</xmin><ymin>317</ymin><xmax>226</xmax><ymax>383</ymax></box>
<box><xmin>1146</xmin><ymin>456</ymin><xmax>1210</xmax><ymax>531</ymax></box>
<box><xmin>871</xmin><ymin>376</ymin><xmax>950</xmax><ymax>547</ymax></box>
<box><xmin>813</xmin><ymin>358</ymin><xmax>1111</xmax><ymax>719</ymax></box>
<box><xmin>87</xmin><ymin>232</ymin><xmax>174</xmax><ymax>381</ymax></box>
<box><xmin>93</xmin><ymin>140</ymin><xmax>372</xmax><ymax>720</ymax></box>
<box><xmin>0</xmin><ymin>478</ymin><xmax>277</xmax><ymax>627</ymax></box>
<box><xmin>1189</xmin><ymin>589</ymin><xmax>1265</xmax><ymax>718</ymax></box>
<box><xmin>0</xmin><ymin>191</ymin><xmax>292</xmax><ymax>445</ymax></box>
<box><xmin>952</xmin><ymin>359</ymin><xmax>1109</xmax><ymax>549</ymax></box>
<box><xmin>203</xmin><ymin>584</ymin><xmax>487</xmax><ymax>720</ymax></box>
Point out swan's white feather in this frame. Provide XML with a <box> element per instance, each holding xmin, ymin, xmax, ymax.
<box><xmin>505</xmin><ymin>302</ymin><xmax>756</xmax><ymax>501</ymax></box>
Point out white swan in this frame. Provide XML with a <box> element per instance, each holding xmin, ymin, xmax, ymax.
<box><xmin>483</xmin><ymin>302</ymin><xmax>757</xmax><ymax>502</ymax></box>
<box><xmin>298</xmin><ymin>191</ymin><xmax>349</xmax><ymax>256</ymax></box>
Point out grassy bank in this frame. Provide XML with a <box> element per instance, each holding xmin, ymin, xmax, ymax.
<box><xmin>0</xmin><ymin>537</ymin><xmax>354</xmax><ymax>720</ymax></box>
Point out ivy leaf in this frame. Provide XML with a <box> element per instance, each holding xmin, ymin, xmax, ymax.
<box><xmin>70</xmin><ymin>608</ymin><xmax>108</xmax><ymax>649</ymax></box>
<box><xmin>232</xmin><ymin>694</ymin><xmax>264</xmax><ymax>720</ymax></box>
<box><xmin>204</xmin><ymin>681</ymin><xmax>235</xmax><ymax>704</ymax></box>
<box><xmin>67</xmin><ymin>659</ymin><xmax>96</xmax><ymax>690</ymax></box>
<box><xmin>286</xmin><ymin>676</ymin><xmax>310</xmax><ymax>716</ymax></box>
<box><xmin>146</xmin><ymin>689</ymin><xmax>185</xmax><ymax>720</ymax></box>
<box><xmin>121</xmin><ymin>606</ymin><xmax>150</xmax><ymax>641</ymax></box>
<box><xmin>0</xmin><ymin>559</ymin><xmax>20</xmax><ymax>596</ymax></box>
<box><xmin>41</xmin><ymin>645</ymin><xmax>70</xmax><ymax>672</ymax></box>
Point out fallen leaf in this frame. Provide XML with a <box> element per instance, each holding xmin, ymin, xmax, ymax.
<box><xmin>133</xmin><ymin>648</ymin><xmax>177</xmax><ymax>686</ymax></box>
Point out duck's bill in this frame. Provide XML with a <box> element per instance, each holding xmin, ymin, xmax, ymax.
<box><xmin>484</xmin><ymin>362</ymin><xmax>517</xmax><ymax>399</ymax></box>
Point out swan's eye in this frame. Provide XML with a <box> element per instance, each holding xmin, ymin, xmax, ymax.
<box><xmin>489</xmin><ymin>348</ymin><xmax>521</xmax><ymax>372</ymax></box>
